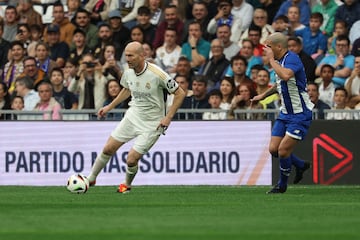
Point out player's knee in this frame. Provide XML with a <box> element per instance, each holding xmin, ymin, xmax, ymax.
<box><xmin>278</xmin><ymin>147</ymin><xmax>291</xmax><ymax>158</ymax></box>
<box><xmin>270</xmin><ymin>150</ymin><xmax>278</xmax><ymax>158</ymax></box>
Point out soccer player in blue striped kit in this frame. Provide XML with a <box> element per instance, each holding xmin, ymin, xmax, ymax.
<box><xmin>252</xmin><ymin>32</ymin><xmax>313</xmax><ymax>193</ymax></box>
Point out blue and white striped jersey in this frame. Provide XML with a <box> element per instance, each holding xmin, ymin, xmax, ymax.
<box><xmin>275</xmin><ymin>51</ymin><xmax>314</xmax><ymax>115</ymax></box>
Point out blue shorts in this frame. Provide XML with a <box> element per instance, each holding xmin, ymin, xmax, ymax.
<box><xmin>272</xmin><ymin>111</ymin><xmax>312</xmax><ymax>140</ymax></box>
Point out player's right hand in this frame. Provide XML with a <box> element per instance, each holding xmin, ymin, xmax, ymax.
<box><xmin>97</xmin><ymin>106</ymin><xmax>109</xmax><ymax>119</ymax></box>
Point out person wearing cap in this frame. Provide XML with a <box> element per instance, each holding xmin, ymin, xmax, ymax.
<box><xmin>69</xmin><ymin>28</ymin><xmax>92</xmax><ymax>65</ymax></box>
<box><xmin>46</xmin><ymin>23</ymin><xmax>70</xmax><ymax>68</ymax></box>
<box><xmin>85</xmin><ymin>0</ymin><xmax>112</xmax><ymax>25</ymax></box>
<box><xmin>43</xmin><ymin>2</ymin><xmax>76</xmax><ymax>47</ymax></box>
<box><xmin>93</xmin><ymin>23</ymin><xmax>122</xmax><ymax>60</ymax></box>
<box><xmin>207</xmin><ymin>0</ymin><xmax>243</xmax><ymax>43</ymax></box>
<box><xmin>72</xmin><ymin>8</ymin><xmax>98</xmax><ymax>50</ymax></box>
<box><xmin>108</xmin><ymin>9</ymin><xmax>130</xmax><ymax>59</ymax></box>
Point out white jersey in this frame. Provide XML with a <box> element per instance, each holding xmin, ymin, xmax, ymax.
<box><xmin>120</xmin><ymin>62</ymin><xmax>179</xmax><ymax>122</ymax></box>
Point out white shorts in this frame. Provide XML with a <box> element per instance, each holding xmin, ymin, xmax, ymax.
<box><xmin>110</xmin><ymin>114</ymin><xmax>162</xmax><ymax>154</ymax></box>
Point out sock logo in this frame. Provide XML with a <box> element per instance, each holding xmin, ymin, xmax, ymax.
<box><xmin>313</xmin><ymin>134</ymin><xmax>353</xmax><ymax>184</ymax></box>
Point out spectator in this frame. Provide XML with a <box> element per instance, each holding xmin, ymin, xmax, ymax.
<box><xmin>35</xmin><ymin>42</ymin><xmax>58</xmax><ymax>77</ymax></box>
<box><xmin>11</xmin><ymin>95</ymin><xmax>24</xmax><ymax>110</ymax></box>
<box><xmin>120</xmin><ymin>26</ymin><xmax>145</xmax><ymax>69</ymax></box>
<box><xmin>144</xmin><ymin>0</ymin><xmax>164</xmax><ymax>26</ymax></box>
<box><xmin>14</xmin><ymin>75</ymin><xmax>39</xmax><ymax>110</ymax></box>
<box><xmin>312</xmin><ymin>0</ymin><xmax>338</xmax><ymax>37</ymax></box>
<box><xmin>108</xmin><ymin>9</ymin><xmax>131</xmax><ymax>60</ymax></box>
<box><xmin>198</xmin><ymin>38</ymin><xmax>230</xmax><ymax>91</ymax></box>
<box><xmin>327</xmin><ymin>20</ymin><xmax>348</xmax><ymax>55</ymax></box>
<box><xmin>318</xmin><ymin>64</ymin><xmax>336</xmax><ymax>107</ymax></box>
<box><xmin>46</xmin><ymin>24</ymin><xmax>70</xmax><ymax>68</ymax></box>
<box><xmin>103</xmin><ymin>78</ymin><xmax>127</xmax><ymax>120</ymax></box>
<box><xmin>50</xmin><ymin>67</ymin><xmax>78</xmax><ymax>109</ymax></box>
<box><xmin>152</xmin><ymin>4</ymin><xmax>184</xmax><ymax>49</ymax></box>
<box><xmin>68</xmin><ymin>53</ymin><xmax>109</xmax><ymax>110</ymax></box>
<box><xmin>307</xmin><ymin>82</ymin><xmax>331</xmax><ymax>119</ymax></box>
<box><xmin>0</xmin><ymin>17</ymin><xmax>10</xmax><ymax>69</ymax></box>
<box><xmin>215</xmin><ymin>23</ymin><xmax>240</xmax><ymax>61</ymax></box>
<box><xmin>326</xmin><ymin>87</ymin><xmax>352</xmax><ymax>120</ymax></box>
<box><xmin>183</xmin><ymin>0</ymin><xmax>211</xmax><ymax>42</ymax></box>
<box><xmin>316</xmin><ymin>35</ymin><xmax>354</xmax><ymax>87</ymax></box>
<box><xmin>344</xmin><ymin>56</ymin><xmax>360</xmax><ymax>109</ymax></box>
<box><xmin>92</xmin><ymin>23</ymin><xmax>121</xmax><ymax>60</ymax></box>
<box><xmin>155</xmin><ymin>27</ymin><xmax>181</xmax><ymax>77</ymax></box>
<box><xmin>19</xmin><ymin>56</ymin><xmax>49</xmax><ymax>89</ymax></box>
<box><xmin>72</xmin><ymin>8</ymin><xmax>98</xmax><ymax>50</ymax></box>
<box><xmin>231</xmin><ymin>0</ymin><xmax>254</xmax><ymax>33</ymax></box>
<box><xmin>15</xmin><ymin>23</ymin><xmax>31</xmax><ymax>50</ymax></box>
<box><xmin>295</xmin><ymin>12</ymin><xmax>327</xmax><ymax>58</ymax></box>
<box><xmin>274</xmin><ymin>0</ymin><xmax>311</xmax><ymax>26</ymax></box>
<box><xmin>179</xmin><ymin>75</ymin><xmax>211</xmax><ymax>120</ymax></box>
<box><xmin>334</xmin><ymin>0</ymin><xmax>360</xmax><ymax>30</ymax></box>
<box><xmin>228</xmin><ymin>82</ymin><xmax>263</xmax><ymax>120</ymax></box>
<box><xmin>259</xmin><ymin>0</ymin><xmax>284</xmax><ymax>25</ymax></box>
<box><xmin>219</xmin><ymin>76</ymin><xmax>236</xmax><ymax>111</ymax></box>
<box><xmin>272</xmin><ymin>15</ymin><xmax>291</xmax><ymax>36</ymax></box>
<box><xmin>142</xmin><ymin>42</ymin><xmax>156</xmax><ymax>63</ymax></box>
<box><xmin>33</xmin><ymin>80</ymin><xmax>62</xmax><ymax>120</ymax></box>
<box><xmin>181</xmin><ymin>21</ymin><xmax>211</xmax><ymax>72</ymax></box>
<box><xmin>16</xmin><ymin>0</ymin><xmax>42</xmax><ymax>28</ymax></box>
<box><xmin>63</xmin><ymin>58</ymin><xmax>78</xmax><ymax>87</ymax></box>
<box><xmin>69</xmin><ymin>28</ymin><xmax>92</xmax><ymax>66</ymax></box>
<box><xmin>126</xmin><ymin>6</ymin><xmax>157</xmax><ymax>44</ymax></box>
<box><xmin>174</xmin><ymin>56</ymin><xmax>195</xmax><ymax>87</ymax></box>
<box><xmin>109</xmin><ymin>0</ymin><xmax>145</xmax><ymax>26</ymax></box>
<box><xmin>166</xmin><ymin>74</ymin><xmax>193</xmax><ymax>112</ymax></box>
<box><xmin>287</xmin><ymin>5</ymin><xmax>306</xmax><ymax>32</ymax></box>
<box><xmin>3</xmin><ymin>5</ymin><xmax>18</xmax><ymax>42</ymax></box>
<box><xmin>207</xmin><ymin>0</ymin><xmax>243</xmax><ymax>43</ymax></box>
<box><xmin>202</xmin><ymin>88</ymin><xmax>227</xmax><ymax>120</ymax></box>
<box><xmin>287</xmin><ymin>36</ymin><xmax>317</xmax><ymax>83</ymax></box>
<box><xmin>239</xmin><ymin>24</ymin><xmax>266</xmax><ymax>57</ymax></box>
<box><xmin>66</xmin><ymin>0</ymin><xmax>81</xmax><ymax>21</ymax></box>
<box><xmin>0</xmin><ymin>82</ymin><xmax>11</xmax><ymax>120</ymax></box>
<box><xmin>255</xmin><ymin>68</ymin><xmax>279</xmax><ymax>110</ymax></box>
<box><xmin>85</xmin><ymin>0</ymin><xmax>112</xmax><ymax>25</ymax></box>
<box><xmin>239</xmin><ymin>8</ymin><xmax>274</xmax><ymax>47</ymax></box>
<box><xmin>226</xmin><ymin>55</ymin><xmax>253</xmax><ymax>87</ymax></box>
<box><xmin>99</xmin><ymin>43</ymin><xmax>123</xmax><ymax>82</ymax></box>
<box><xmin>43</xmin><ymin>2</ymin><xmax>76</xmax><ymax>47</ymax></box>
<box><xmin>26</xmin><ymin>24</ymin><xmax>42</xmax><ymax>57</ymax></box>
<box><xmin>226</xmin><ymin>39</ymin><xmax>262</xmax><ymax>78</ymax></box>
<box><xmin>2</xmin><ymin>41</ymin><xmax>25</xmax><ymax>94</ymax></box>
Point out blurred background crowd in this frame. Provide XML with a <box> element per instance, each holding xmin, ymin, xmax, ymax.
<box><xmin>0</xmin><ymin>0</ymin><xmax>359</xmax><ymax>120</ymax></box>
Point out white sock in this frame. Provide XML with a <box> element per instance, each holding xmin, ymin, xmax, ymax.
<box><xmin>88</xmin><ymin>152</ymin><xmax>111</xmax><ymax>182</ymax></box>
<box><xmin>125</xmin><ymin>165</ymin><xmax>138</xmax><ymax>187</ymax></box>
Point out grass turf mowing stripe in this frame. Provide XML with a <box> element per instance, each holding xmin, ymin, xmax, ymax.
<box><xmin>0</xmin><ymin>186</ymin><xmax>359</xmax><ymax>240</ymax></box>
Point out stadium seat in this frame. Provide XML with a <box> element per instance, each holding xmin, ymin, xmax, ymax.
<box><xmin>42</xmin><ymin>5</ymin><xmax>53</xmax><ymax>24</ymax></box>
<box><xmin>33</xmin><ymin>4</ymin><xmax>44</xmax><ymax>15</ymax></box>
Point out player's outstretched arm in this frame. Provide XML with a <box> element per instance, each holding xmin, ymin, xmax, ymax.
<box><xmin>251</xmin><ymin>84</ymin><xmax>278</xmax><ymax>102</ymax></box>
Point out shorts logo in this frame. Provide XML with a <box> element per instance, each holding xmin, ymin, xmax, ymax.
<box><xmin>294</xmin><ymin>129</ymin><xmax>300</xmax><ymax>134</ymax></box>
<box><xmin>313</xmin><ymin>133</ymin><xmax>353</xmax><ymax>184</ymax></box>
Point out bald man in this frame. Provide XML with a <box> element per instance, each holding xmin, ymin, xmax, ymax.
<box><xmin>87</xmin><ymin>41</ymin><xmax>185</xmax><ymax>193</ymax></box>
<box><xmin>252</xmin><ymin>32</ymin><xmax>314</xmax><ymax>194</ymax></box>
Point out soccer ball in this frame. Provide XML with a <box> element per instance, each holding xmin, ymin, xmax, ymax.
<box><xmin>66</xmin><ymin>174</ymin><xmax>89</xmax><ymax>193</ymax></box>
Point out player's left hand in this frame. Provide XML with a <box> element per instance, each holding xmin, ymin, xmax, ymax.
<box><xmin>157</xmin><ymin>118</ymin><xmax>171</xmax><ymax>135</ymax></box>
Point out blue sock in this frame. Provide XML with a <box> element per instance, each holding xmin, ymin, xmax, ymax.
<box><xmin>291</xmin><ymin>154</ymin><xmax>304</xmax><ymax>169</ymax></box>
<box><xmin>279</xmin><ymin>156</ymin><xmax>291</xmax><ymax>188</ymax></box>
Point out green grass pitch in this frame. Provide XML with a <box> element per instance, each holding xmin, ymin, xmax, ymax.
<box><xmin>0</xmin><ymin>185</ymin><xmax>359</xmax><ymax>240</ymax></box>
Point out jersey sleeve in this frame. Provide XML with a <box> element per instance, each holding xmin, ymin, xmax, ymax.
<box><xmin>284</xmin><ymin>54</ymin><xmax>303</xmax><ymax>74</ymax></box>
<box><xmin>120</xmin><ymin>70</ymin><xmax>129</xmax><ymax>89</ymax></box>
<box><xmin>158</xmin><ymin>69</ymin><xmax>179</xmax><ymax>94</ymax></box>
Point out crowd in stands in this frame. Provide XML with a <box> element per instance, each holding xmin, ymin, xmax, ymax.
<box><xmin>0</xmin><ymin>0</ymin><xmax>360</xmax><ymax>120</ymax></box>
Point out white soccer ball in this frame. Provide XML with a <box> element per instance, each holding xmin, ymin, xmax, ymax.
<box><xmin>66</xmin><ymin>174</ymin><xmax>89</xmax><ymax>193</ymax></box>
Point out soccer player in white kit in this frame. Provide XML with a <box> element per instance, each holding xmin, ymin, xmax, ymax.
<box><xmin>87</xmin><ymin>42</ymin><xmax>185</xmax><ymax>193</ymax></box>
<box><xmin>252</xmin><ymin>32</ymin><xmax>314</xmax><ymax>194</ymax></box>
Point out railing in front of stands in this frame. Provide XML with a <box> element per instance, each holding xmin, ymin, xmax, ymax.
<box><xmin>0</xmin><ymin>109</ymin><xmax>359</xmax><ymax>121</ymax></box>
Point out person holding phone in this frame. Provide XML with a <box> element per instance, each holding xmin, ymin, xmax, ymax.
<box><xmin>68</xmin><ymin>53</ymin><xmax>112</xmax><ymax>110</ymax></box>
